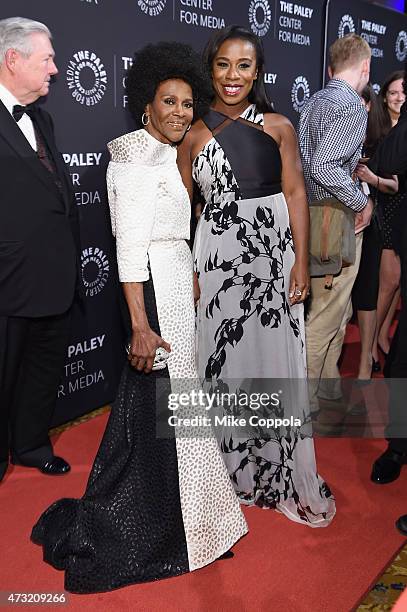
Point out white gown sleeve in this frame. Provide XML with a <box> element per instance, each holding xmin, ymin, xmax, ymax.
<box><xmin>107</xmin><ymin>161</ymin><xmax>158</xmax><ymax>282</ymax></box>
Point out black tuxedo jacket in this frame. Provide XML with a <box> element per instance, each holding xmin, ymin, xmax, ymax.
<box><xmin>0</xmin><ymin>101</ymin><xmax>80</xmax><ymax>317</ymax></box>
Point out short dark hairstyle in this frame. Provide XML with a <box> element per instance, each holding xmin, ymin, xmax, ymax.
<box><xmin>126</xmin><ymin>41</ymin><xmax>212</xmax><ymax>128</ymax></box>
<box><xmin>202</xmin><ymin>25</ymin><xmax>274</xmax><ymax>114</ymax></box>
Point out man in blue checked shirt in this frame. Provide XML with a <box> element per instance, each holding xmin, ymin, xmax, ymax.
<box><xmin>298</xmin><ymin>34</ymin><xmax>374</xmax><ymax>417</ymax></box>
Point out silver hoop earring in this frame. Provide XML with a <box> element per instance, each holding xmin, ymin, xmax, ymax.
<box><xmin>186</xmin><ymin>124</ymin><xmax>191</xmax><ymax>132</ymax></box>
<box><xmin>142</xmin><ymin>112</ymin><xmax>149</xmax><ymax>126</ymax></box>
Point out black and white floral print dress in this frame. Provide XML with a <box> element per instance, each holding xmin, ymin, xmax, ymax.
<box><xmin>193</xmin><ymin>105</ymin><xmax>336</xmax><ymax>527</ymax></box>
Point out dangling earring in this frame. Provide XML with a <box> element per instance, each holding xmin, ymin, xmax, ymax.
<box><xmin>186</xmin><ymin>124</ymin><xmax>191</xmax><ymax>132</ymax></box>
<box><xmin>142</xmin><ymin>112</ymin><xmax>149</xmax><ymax>126</ymax></box>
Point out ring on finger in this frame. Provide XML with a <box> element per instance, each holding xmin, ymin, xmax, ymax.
<box><xmin>294</xmin><ymin>288</ymin><xmax>302</xmax><ymax>297</ymax></box>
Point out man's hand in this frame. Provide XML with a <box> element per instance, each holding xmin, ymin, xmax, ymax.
<box><xmin>355</xmin><ymin>196</ymin><xmax>374</xmax><ymax>234</ymax></box>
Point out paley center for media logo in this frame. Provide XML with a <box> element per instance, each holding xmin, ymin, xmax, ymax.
<box><xmin>81</xmin><ymin>246</ymin><xmax>110</xmax><ymax>297</ymax></box>
<box><xmin>137</xmin><ymin>0</ymin><xmax>166</xmax><ymax>17</ymax></box>
<box><xmin>395</xmin><ymin>30</ymin><xmax>407</xmax><ymax>62</ymax></box>
<box><xmin>338</xmin><ymin>14</ymin><xmax>356</xmax><ymax>38</ymax></box>
<box><xmin>63</xmin><ymin>152</ymin><xmax>103</xmax><ymax>206</ymax></box>
<box><xmin>291</xmin><ymin>75</ymin><xmax>310</xmax><ymax>113</ymax></box>
<box><xmin>66</xmin><ymin>50</ymin><xmax>108</xmax><ymax>106</ymax></box>
<box><xmin>248</xmin><ymin>0</ymin><xmax>272</xmax><ymax>37</ymax></box>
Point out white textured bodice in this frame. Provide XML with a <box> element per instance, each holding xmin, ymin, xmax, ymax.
<box><xmin>107</xmin><ymin>129</ymin><xmax>191</xmax><ymax>282</ymax></box>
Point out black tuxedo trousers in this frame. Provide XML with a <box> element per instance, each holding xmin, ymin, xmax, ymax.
<box><xmin>0</xmin><ymin>312</ymin><xmax>71</xmax><ymax>468</ymax></box>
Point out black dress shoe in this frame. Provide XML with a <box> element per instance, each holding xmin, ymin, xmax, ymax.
<box><xmin>12</xmin><ymin>455</ymin><xmax>71</xmax><ymax>475</ymax></box>
<box><xmin>371</xmin><ymin>448</ymin><xmax>407</xmax><ymax>484</ymax></box>
<box><xmin>396</xmin><ymin>514</ymin><xmax>407</xmax><ymax>536</ymax></box>
<box><xmin>38</xmin><ymin>456</ymin><xmax>71</xmax><ymax>475</ymax></box>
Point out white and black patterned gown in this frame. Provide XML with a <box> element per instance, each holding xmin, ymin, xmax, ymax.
<box><xmin>31</xmin><ymin>129</ymin><xmax>248</xmax><ymax>593</ymax></box>
<box><xmin>193</xmin><ymin>106</ymin><xmax>336</xmax><ymax>527</ymax></box>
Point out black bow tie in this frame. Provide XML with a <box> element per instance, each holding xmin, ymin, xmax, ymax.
<box><xmin>12</xmin><ymin>104</ymin><xmax>28</xmax><ymax>122</ymax></box>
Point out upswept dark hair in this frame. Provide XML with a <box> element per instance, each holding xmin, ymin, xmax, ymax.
<box><xmin>202</xmin><ymin>25</ymin><xmax>274</xmax><ymax>114</ymax></box>
<box><xmin>378</xmin><ymin>70</ymin><xmax>405</xmax><ymax>133</ymax></box>
<box><xmin>126</xmin><ymin>41</ymin><xmax>212</xmax><ymax>128</ymax></box>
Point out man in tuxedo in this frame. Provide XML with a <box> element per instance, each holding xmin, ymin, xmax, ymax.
<box><xmin>368</xmin><ymin>97</ymin><xmax>407</xmax><ymax>534</ymax></box>
<box><xmin>0</xmin><ymin>17</ymin><xmax>79</xmax><ymax>481</ymax></box>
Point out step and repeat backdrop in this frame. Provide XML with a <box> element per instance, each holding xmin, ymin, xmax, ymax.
<box><xmin>2</xmin><ymin>0</ymin><xmax>407</xmax><ymax>425</ymax></box>
<box><xmin>325</xmin><ymin>0</ymin><xmax>407</xmax><ymax>87</ymax></box>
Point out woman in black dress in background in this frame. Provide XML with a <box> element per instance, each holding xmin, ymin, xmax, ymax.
<box><xmin>353</xmin><ymin>84</ymin><xmax>398</xmax><ymax>379</ymax></box>
<box><xmin>373</xmin><ymin>72</ymin><xmax>406</xmax><ymax>361</ymax></box>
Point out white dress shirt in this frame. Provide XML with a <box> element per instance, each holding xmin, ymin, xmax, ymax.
<box><xmin>0</xmin><ymin>82</ymin><xmax>37</xmax><ymax>151</ymax></box>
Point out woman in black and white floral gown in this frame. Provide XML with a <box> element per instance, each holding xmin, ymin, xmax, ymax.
<box><xmin>178</xmin><ymin>26</ymin><xmax>336</xmax><ymax>527</ymax></box>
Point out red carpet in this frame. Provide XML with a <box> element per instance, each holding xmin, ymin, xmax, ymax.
<box><xmin>1</xmin><ymin>321</ymin><xmax>405</xmax><ymax>611</ymax></box>
<box><xmin>0</xmin><ymin>412</ymin><xmax>406</xmax><ymax>612</ymax></box>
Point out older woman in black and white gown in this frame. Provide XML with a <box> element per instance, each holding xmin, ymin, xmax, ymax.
<box><xmin>31</xmin><ymin>42</ymin><xmax>247</xmax><ymax>594</ymax></box>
